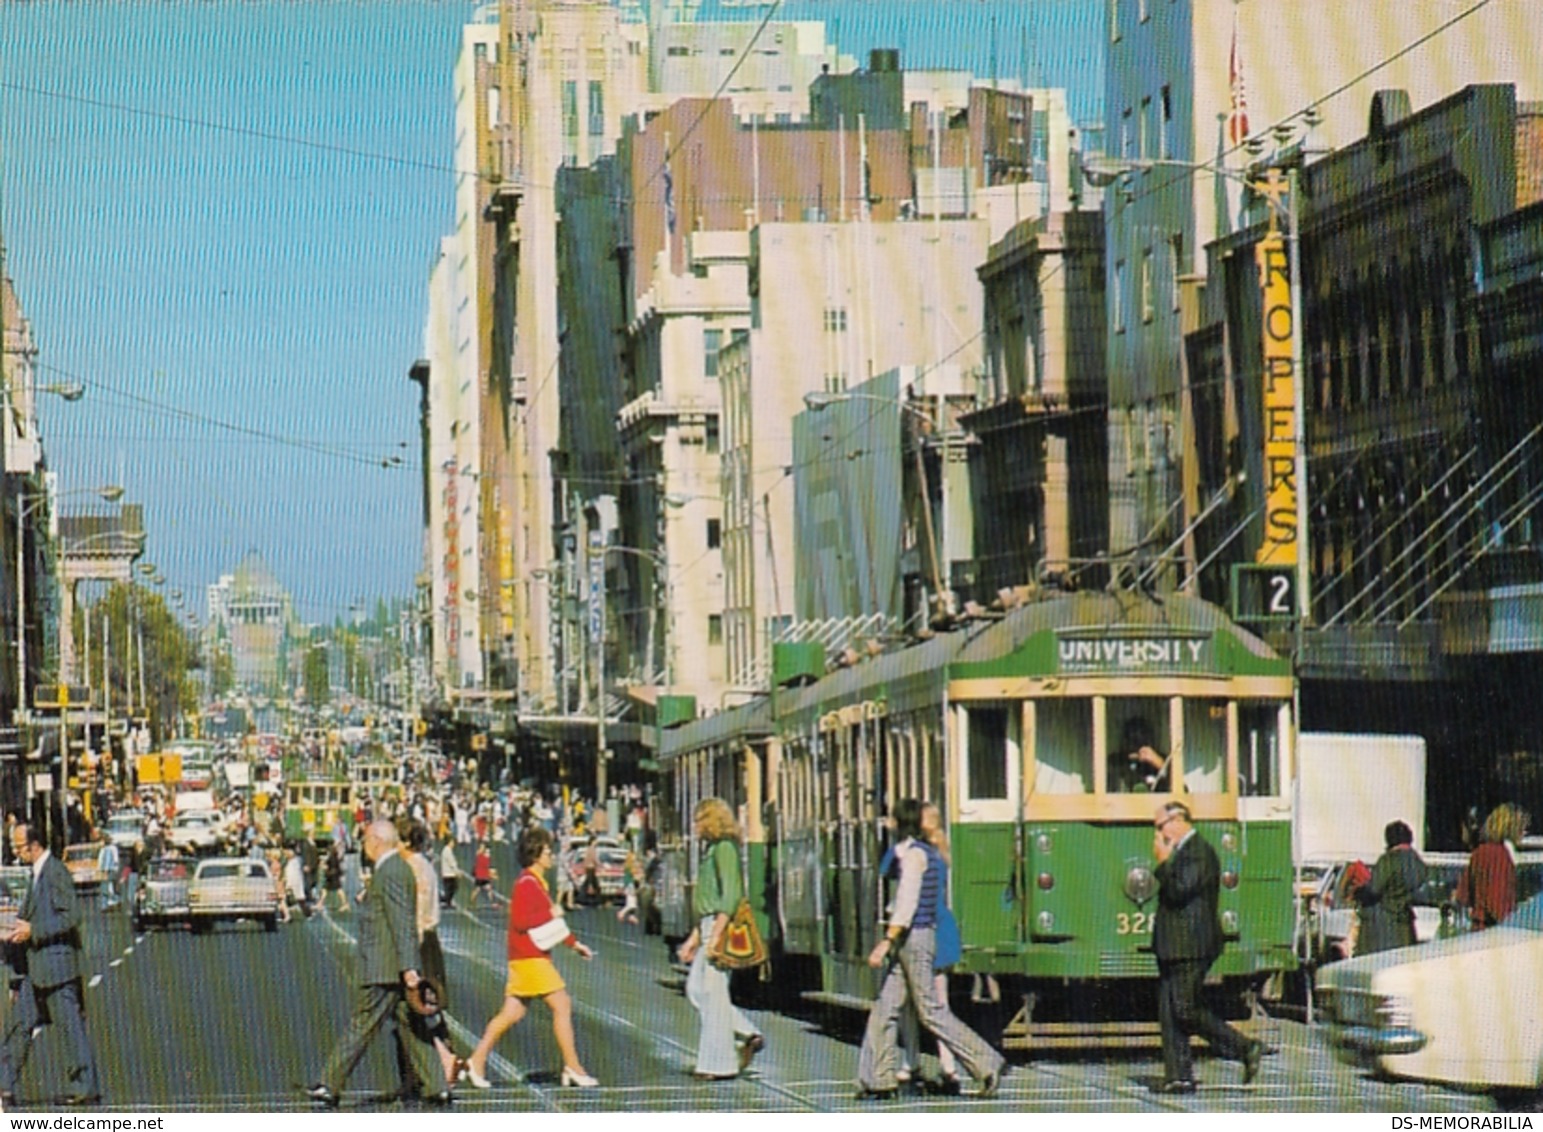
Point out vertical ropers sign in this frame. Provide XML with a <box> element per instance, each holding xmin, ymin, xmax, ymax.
<box><xmin>1254</xmin><ymin>169</ymin><xmax>1296</xmax><ymax>568</ymax></box>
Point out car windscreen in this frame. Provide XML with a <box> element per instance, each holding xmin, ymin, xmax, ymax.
<box><xmin>149</xmin><ymin>862</ymin><xmax>190</xmax><ymax>881</ymax></box>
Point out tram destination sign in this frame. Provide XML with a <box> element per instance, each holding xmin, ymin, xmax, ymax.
<box><xmin>1055</xmin><ymin>636</ymin><xmax>1212</xmax><ymax>674</ymax></box>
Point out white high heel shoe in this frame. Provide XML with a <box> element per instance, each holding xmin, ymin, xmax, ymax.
<box><xmin>463</xmin><ymin>1063</ymin><xmax>492</xmax><ymax>1089</ymax></box>
<box><xmin>560</xmin><ymin>1067</ymin><xmax>599</xmax><ymax>1088</ymax></box>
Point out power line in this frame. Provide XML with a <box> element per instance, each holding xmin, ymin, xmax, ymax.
<box><xmin>37</xmin><ymin>361</ymin><xmax>408</xmax><ymax>471</ymax></box>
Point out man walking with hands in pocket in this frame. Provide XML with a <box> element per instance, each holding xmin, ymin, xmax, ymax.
<box><xmin>1151</xmin><ymin>801</ymin><xmax>1262</xmax><ymax>1094</ymax></box>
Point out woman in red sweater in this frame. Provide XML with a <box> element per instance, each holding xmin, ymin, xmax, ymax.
<box><xmin>463</xmin><ymin>826</ymin><xmax>597</xmax><ymax>1088</ymax></box>
<box><xmin>1459</xmin><ymin>803</ymin><xmax>1531</xmax><ymax>929</ymax></box>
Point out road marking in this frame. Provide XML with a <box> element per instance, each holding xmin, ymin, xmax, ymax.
<box><xmin>123</xmin><ymin>947</ymin><xmax>134</xmax><ymax>955</ymax></box>
<box><xmin>315</xmin><ymin>903</ymin><xmax>558</xmax><ymax>1113</ymax></box>
<box><xmin>109</xmin><ymin>959</ymin><xmax>123</xmax><ymax>968</ymax></box>
<box><xmin>87</xmin><ymin>975</ymin><xmax>102</xmax><ymax>988</ymax></box>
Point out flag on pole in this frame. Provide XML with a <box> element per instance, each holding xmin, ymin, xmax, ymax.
<box><xmin>1228</xmin><ymin>17</ymin><xmax>1249</xmax><ymax>147</ymax></box>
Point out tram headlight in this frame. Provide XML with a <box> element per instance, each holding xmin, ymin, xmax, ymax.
<box><xmin>1035</xmin><ymin>832</ymin><xmax>1053</xmax><ymax>854</ymax></box>
<box><xmin>1036</xmin><ymin>910</ymin><xmax>1055</xmax><ymax>934</ymax></box>
<box><xmin>1221</xmin><ymin>909</ymin><xmax>1239</xmax><ymax>934</ymax></box>
<box><xmin>1037</xmin><ymin>872</ymin><xmax>1055</xmax><ymax>892</ymax></box>
<box><xmin>1221</xmin><ymin>831</ymin><xmax>1239</xmax><ymax>853</ymax></box>
<box><xmin>1221</xmin><ymin>870</ymin><xmax>1239</xmax><ymax>890</ymax></box>
<box><xmin>1123</xmin><ymin>865</ymin><xmax>1158</xmax><ymax>905</ymax></box>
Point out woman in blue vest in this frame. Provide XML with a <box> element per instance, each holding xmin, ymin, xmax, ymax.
<box><xmin>856</xmin><ymin>799</ymin><xmax>1006</xmax><ymax>1100</ymax></box>
<box><xmin>883</xmin><ymin>802</ymin><xmax>964</xmax><ymax>1093</ymax></box>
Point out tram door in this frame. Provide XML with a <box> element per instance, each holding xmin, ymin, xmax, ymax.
<box><xmin>953</xmin><ymin>702</ymin><xmax>1024</xmax><ymax>951</ymax></box>
<box><xmin>777</xmin><ymin>733</ymin><xmax>824</xmax><ymax>956</ymax></box>
<box><xmin>814</xmin><ymin>707</ymin><xmax>882</xmax><ymax>963</ymax></box>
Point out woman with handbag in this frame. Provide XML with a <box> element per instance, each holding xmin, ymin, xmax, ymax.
<box><xmin>463</xmin><ymin>826</ymin><xmax>598</xmax><ymax>1089</ymax></box>
<box><xmin>676</xmin><ymin>797</ymin><xmax>765</xmax><ymax>1079</ymax></box>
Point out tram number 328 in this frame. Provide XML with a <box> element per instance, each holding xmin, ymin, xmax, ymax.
<box><xmin>1116</xmin><ymin>912</ymin><xmax>1155</xmax><ymax>935</ymax></box>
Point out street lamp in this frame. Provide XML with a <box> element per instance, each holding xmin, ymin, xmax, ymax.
<box><xmin>803</xmin><ymin>389</ymin><xmax>954</xmax><ymax>617</ymax></box>
<box><xmin>13</xmin><ymin>484</ymin><xmax>125</xmax><ymax>724</ymax></box>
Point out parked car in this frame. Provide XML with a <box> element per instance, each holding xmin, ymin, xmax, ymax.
<box><xmin>1302</xmin><ymin>851</ymin><xmax>1543</xmax><ymax>963</ymax></box>
<box><xmin>1317</xmin><ymin>890</ymin><xmax>1543</xmax><ymax>1101</ymax></box>
<box><xmin>63</xmin><ymin>843</ymin><xmax>108</xmax><ymax>890</ymax></box>
<box><xmin>134</xmin><ymin>856</ymin><xmax>195</xmax><ymax>930</ymax></box>
<box><xmin>563</xmin><ymin>836</ymin><xmax>628</xmax><ymax>903</ymax></box>
<box><xmin>188</xmin><ymin>857</ymin><xmax>280</xmax><ymax>933</ymax></box>
<box><xmin>168</xmin><ymin>811</ymin><xmax>224</xmax><ymax>854</ymax></box>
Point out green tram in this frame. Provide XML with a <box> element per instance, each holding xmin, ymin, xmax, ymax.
<box><xmin>654</xmin><ymin>589</ymin><xmax>1298</xmax><ymax>1046</ymax></box>
<box><xmin>283</xmin><ymin>775</ymin><xmax>356</xmax><ymax>845</ymax></box>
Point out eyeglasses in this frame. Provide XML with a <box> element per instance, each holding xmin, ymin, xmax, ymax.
<box><xmin>1153</xmin><ymin>815</ymin><xmax>1180</xmax><ymax>831</ymax></box>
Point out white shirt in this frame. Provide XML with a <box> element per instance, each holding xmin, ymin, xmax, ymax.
<box><xmin>886</xmin><ymin>839</ymin><xmax>930</xmax><ymax>930</ymax></box>
<box><xmin>32</xmin><ymin>848</ymin><xmax>51</xmax><ymax>884</ymax></box>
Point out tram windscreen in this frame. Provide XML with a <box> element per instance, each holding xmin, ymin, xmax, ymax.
<box><xmin>1238</xmin><ymin>704</ymin><xmax>1282</xmax><ymax>796</ymax></box>
<box><xmin>966</xmin><ymin>707</ymin><xmax>1009</xmax><ymax>800</ymax></box>
<box><xmin>1183</xmin><ymin>699</ymin><xmax>1227</xmax><ymax>793</ymax></box>
<box><xmin>1034</xmin><ymin>699</ymin><xmax>1091</xmax><ymax>793</ymax></box>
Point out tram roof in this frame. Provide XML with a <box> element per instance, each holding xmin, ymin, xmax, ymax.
<box><xmin>660</xmin><ymin>592</ymin><xmax>1286</xmax><ymax>758</ymax></box>
<box><xmin>952</xmin><ymin>589</ymin><xmax>1285</xmax><ymax>671</ymax></box>
<box><xmin>775</xmin><ymin>625</ymin><xmax>982</xmax><ymax>725</ymax></box>
<box><xmin>658</xmin><ymin>695</ymin><xmax>773</xmax><ymax>760</ymax></box>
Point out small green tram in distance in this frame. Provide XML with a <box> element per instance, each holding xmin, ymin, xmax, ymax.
<box><xmin>654</xmin><ymin>589</ymin><xmax>1298</xmax><ymax>1047</ymax></box>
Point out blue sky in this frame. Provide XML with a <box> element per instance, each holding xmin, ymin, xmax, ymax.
<box><xmin>0</xmin><ymin>0</ymin><xmax>1102</xmax><ymax>624</ymax></box>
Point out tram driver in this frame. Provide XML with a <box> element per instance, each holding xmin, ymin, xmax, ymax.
<box><xmin>1112</xmin><ymin>716</ymin><xmax>1172</xmax><ymax>794</ymax></box>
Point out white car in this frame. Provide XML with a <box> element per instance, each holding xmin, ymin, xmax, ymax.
<box><xmin>103</xmin><ymin>812</ymin><xmax>146</xmax><ymax>851</ymax></box>
<box><xmin>1303</xmin><ymin>852</ymin><xmax>1543</xmax><ymax>963</ymax></box>
<box><xmin>1317</xmin><ymin>891</ymin><xmax>1543</xmax><ymax>1099</ymax></box>
<box><xmin>188</xmin><ymin>857</ymin><xmax>280</xmax><ymax>934</ymax></box>
<box><xmin>168</xmin><ymin>811</ymin><xmax>224</xmax><ymax>853</ymax></box>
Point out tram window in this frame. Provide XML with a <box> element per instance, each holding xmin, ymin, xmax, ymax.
<box><xmin>1238</xmin><ymin>703</ymin><xmax>1282</xmax><ymax>796</ymax></box>
<box><xmin>965</xmin><ymin>707</ymin><xmax>1010</xmax><ymax>800</ymax></box>
<box><xmin>1108</xmin><ymin>699</ymin><xmax>1172</xmax><ymax>793</ymax></box>
<box><xmin>1034</xmin><ymin>699</ymin><xmax>1091</xmax><ymax>794</ymax></box>
<box><xmin>1183</xmin><ymin>699</ymin><xmax>1227</xmax><ymax>793</ymax></box>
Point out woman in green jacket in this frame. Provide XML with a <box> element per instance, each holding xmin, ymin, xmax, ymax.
<box><xmin>676</xmin><ymin>798</ymin><xmax>765</xmax><ymax>1078</ymax></box>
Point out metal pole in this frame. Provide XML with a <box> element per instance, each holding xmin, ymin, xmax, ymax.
<box><xmin>59</xmin><ymin>698</ymin><xmax>67</xmax><ymax>850</ymax></box>
<box><xmin>84</xmin><ymin>600</ymin><xmax>92</xmax><ymax>770</ymax></box>
<box><xmin>15</xmin><ymin>500</ymin><xmax>25</xmax><ymax>725</ymax></box>
<box><xmin>137</xmin><ymin>607</ymin><xmax>148</xmax><ymax>739</ymax></box>
<box><xmin>596</xmin><ymin>550</ymin><xmax>607</xmax><ymax>801</ymax></box>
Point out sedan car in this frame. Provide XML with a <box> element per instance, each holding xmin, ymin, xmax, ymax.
<box><xmin>63</xmin><ymin>843</ymin><xmax>108</xmax><ymax>890</ymax></box>
<box><xmin>168</xmin><ymin>811</ymin><xmax>224</xmax><ymax>854</ymax></box>
<box><xmin>1317</xmin><ymin>890</ymin><xmax>1543</xmax><ymax>1098</ymax></box>
<box><xmin>563</xmin><ymin>836</ymin><xmax>629</xmax><ymax>903</ymax></box>
<box><xmin>134</xmin><ymin>856</ymin><xmax>195</xmax><ymax>930</ymax></box>
<box><xmin>1303</xmin><ymin>852</ymin><xmax>1543</xmax><ymax>962</ymax></box>
<box><xmin>188</xmin><ymin>857</ymin><xmax>280</xmax><ymax>933</ymax></box>
<box><xmin>103</xmin><ymin>811</ymin><xmax>146</xmax><ymax>851</ymax></box>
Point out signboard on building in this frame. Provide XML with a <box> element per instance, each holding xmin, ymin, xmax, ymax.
<box><xmin>1254</xmin><ymin>170</ymin><xmax>1297</xmax><ymax>569</ymax></box>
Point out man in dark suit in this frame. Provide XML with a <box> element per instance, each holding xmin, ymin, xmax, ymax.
<box><xmin>1151</xmin><ymin>801</ymin><xmax>1262</xmax><ymax>1093</ymax></box>
<box><xmin>307</xmin><ymin>820</ymin><xmax>449</xmax><ymax>1108</ymax></box>
<box><xmin>1</xmin><ymin>823</ymin><xmax>101</xmax><ymax>1106</ymax></box>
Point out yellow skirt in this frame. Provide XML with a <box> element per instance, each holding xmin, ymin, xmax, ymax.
<box><xmin>506</xmin><ymin>957</ymin><xmax>565</xmax><ymax>999</ymax></box>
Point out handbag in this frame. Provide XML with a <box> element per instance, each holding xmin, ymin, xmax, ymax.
<box><xmin>529</xmin><ymin>915</ymin><xmax>571</xmax><ymax>951</ymax></box>
<box><xmin>704</xmin><ymin>843</ymin><xmax>768</xmax><ymax>971</ymax></box>
<box><xmin>708</xmin><ymin>897</ymin><xmax>769</xmax><ymax>970</ymax></box>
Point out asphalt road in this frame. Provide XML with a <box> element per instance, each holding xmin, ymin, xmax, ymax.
<box><xmin>0</xmin><ymin>846</ymin><xmax>1511</xmax><ymax>1113</ymax></box>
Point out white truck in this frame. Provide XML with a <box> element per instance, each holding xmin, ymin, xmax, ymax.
<box><xmin>1294</xmin><ymin>732</ymin><xmax>1428</xmax><ymax>964</ymax></box>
